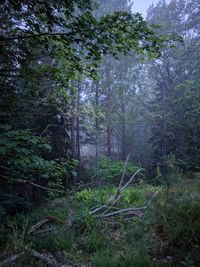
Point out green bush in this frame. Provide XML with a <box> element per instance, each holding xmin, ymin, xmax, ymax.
<box><xmin>0</xmin><ymin>129</ymin><xmax>73</xmax><ymax>216</ymax></box>
<box><xmin>91</xmin><ymin>156</ymin><xmax>143</xmax><ymax>185</ymax></box>
<box><xmin>82</xmin><ymin>231</ymin><xmax>109</xmax><ymax>253</ymax></box>
<box><xmin>151</xmin><ymin>184</ymin><xmax>200</xmax><ymax>265</ymax></box>
<box><xmin>34</xmin><ymin>230</ymin><xmax>75</xmax><ymax>252</ymax></box>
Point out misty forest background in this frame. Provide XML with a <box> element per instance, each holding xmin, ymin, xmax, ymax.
<box><xmin>0</xmin><ymin>0</ymin><xmax>200</xmax><ymax>266</ymax></box>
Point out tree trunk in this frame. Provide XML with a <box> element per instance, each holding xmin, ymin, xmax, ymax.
<box><xmin>76</xmin><ymin>84</ymin><xmax>81</xmax><ymax>183</ymax></box>
<box><xmin>95</xmin><ymin>80</ymin><xmax>100</xmax><ymax>158</ymax></box>
<box><xmin>70</xmin><ymin>97</ymin><xmax>76</xmax><ymax>185</ymax></box>
<box><xmin>106</xmin><ymin>57</ymin><xmax>112</xmax><ymax>157</ymax></box>
<box><xmin>121</xmin><ymin>92</ymin><xmax>126</xmax><ymax>160</ymax></box>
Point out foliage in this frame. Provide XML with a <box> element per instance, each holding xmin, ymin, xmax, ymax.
<box><xmin>154</xmin><ymin>153</ymin><xmax>183</xmax><ymax>188</ymax></box>
<box><xmin>0</xmin><ymin>129</ymin><xmax>67</xmax><ymax>180</ymax></box>
<box><xmin>3</xmin><ymin>180</ymin><xmax>200</xmax><ymax>266</ymax></box>
<box><xmin>147</xmin><ymin>0</ymin><xmax>200</xmax><ymax>172</ymax></box>
<box><xmin>0</xmin><ymin>129</ymin><xmax>69</xmax><ymax>215</ymax></box>
<box><xmin>151</xmin><ymin>181</ymin><xmax>200</xmax><ymax>266</ymax></box>
<box><xmin>91</xmin><ymin>156</ymin><xmax>143</xmax><ymax>184</ymax></box>
<box><xmin>0</xmin><ymin>0</ymin><xmax>175</xmax><ymax>218</ymax></box>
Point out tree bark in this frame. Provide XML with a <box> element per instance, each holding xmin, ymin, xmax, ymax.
<box><xmin>95</xmin><ymin>80</ymin><xmax>100</xmax><ymax>158</ymax></box>
<box><xmin>70</xmin><ymin>97</ymin><xmax>76</xmax><ymax>185</ymax></box>
<box><xmin>106</xmin><ymin>56</ymin><xmax>112</xmax><ymax>156</ymax></box>
<box><xmin>76</xmin><ymin>84</ymin><xmax>81</xmax><ymax>183</ymax></box>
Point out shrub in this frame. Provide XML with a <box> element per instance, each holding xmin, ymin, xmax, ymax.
<box><xmin>91</xmin><ymin>156</ymin><xmax>143</xmax><ymax>185</ymax></box>
<box><xmin>151</xmin><ymin>183</ymin><xmax>200</xmax><ymax>265</ymax></box>
<box><xmin>0</xmin><ymin>129</ymin><xmax>73</xmax><ymax>215</ymax></box>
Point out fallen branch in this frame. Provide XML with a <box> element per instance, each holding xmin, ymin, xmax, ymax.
<box><xmin>120</xmin><ymin>167</ymin><xmax>142</xmax><ymax>191</ymax></box>
<box><xmin>102</xmin><ymin>166</ymin><xmax>142</xmax><ymax>215</ymax></box>
<box><xmin>27</xmin><ymin>215</ymin><xmax>68</xmax><ymax>236</ymax></box>
<box><xmin>96</xmin><ymin>191</ymin><xmax>159</xmax><ymax>219</ymax></box>
<box><xmin>0</xmin><ymin>252</ymin><xmax>25</xmax><ymax>266</ymax></box>
<box><xmin>89</xmin><ymin>164</ymin><xmax>142</xmax><ymax>215</ymax></box>
<box><xmin>28</xmin><ymin>218</ymin><xmax>50</xmax><ymax>235</ymax></box>
<box><xmin>30</xmin><ymin>249</ymin><xmax>73</xmax><ymax>267</ymax></box>
<box><xmin>96</xmin><ymin>207</ymin><xmax>145</xmax><ymax>219</ymax></box>
<box><xmin>30</xmin><ymin>249</ymin><xmax>59</xmax><ymax>266</ymax></box>
<box><xmin>29</xmin><ymin>226</ymin><xmax>61</xmax><ymax>236</ymax></box>
<box><xmin>117</xmin><ymin>155</ymin><xmax>130</xmax><ymax>192</ymax></box>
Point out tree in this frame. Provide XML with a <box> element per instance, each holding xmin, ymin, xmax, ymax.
<box><xmin>147</xmin><ymin>0</ymin><xmax>200</xmax><ymax>172</ymax></box>
<box><xmin>0</xmin><ymin>0</ymin><xmax>175</xmax><ymax>212</ymax></box>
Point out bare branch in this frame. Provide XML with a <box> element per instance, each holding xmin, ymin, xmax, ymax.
<box><xmin>15</xmin><ymin>179</ymin><xmax>66</xmax><ymax>194</ymax></box>
<box><xmin>40</xmin><ymin>124</ymin><xmax>60</xmax><ymax>136</ymax></box>
<box><xmin>118</xmin><ymin>155</ymin><xmax>130</xmax><ymax>192</ymax></box>
<box><xmin>89</xmin><ymin>165</ymin><xmax>142</xmax><ymax>215</ymax></box>
<box><xmin>120</xmin><ymin>167</ymin><xmax>142</xmax><ymax>191</ymax></box>
<box><xmin>29</xmin><ymin>248</ymin><xmax>75</xmax><ymax>267</ymax></box>
<box><xmin>0</xmin><ymin>252</ymin><xmax>25</xmax><ymax>267</ymax></box>
<box><xmin>96</xmin><ymin>191</ymin><xmax>159</xmax><ymax>219</ymax></box>
<box><xmin>28</xmin><ymin>218</ymin><xmax>50</xmax><ymax>235</ymax></box>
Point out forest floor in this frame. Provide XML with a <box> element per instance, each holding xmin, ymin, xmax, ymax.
<box><xmin>1</xmin><ymin>179</ymin><xmax>200</xmax><ymax>267</ymax></box>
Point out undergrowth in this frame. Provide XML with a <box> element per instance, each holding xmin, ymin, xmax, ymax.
<box><xmin>1</xmin><ymin>180</ymin><xmax>200</xmax><ymax>266</ymax></box>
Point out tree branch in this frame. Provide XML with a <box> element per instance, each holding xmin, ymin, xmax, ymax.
<box><xmin>89</xmin><ymin>162</ymin><xmax>142</xmax><ymax>215</ymax></box>
<box><xmin>96</xmin><ymin>191</ymin><xmax>159</xmax><ymax>219</ymax></box>
<box><xmin>15</xmin><ymin>179</ymin><xmax>66</xmax><ymax>194</ymax></box>
<box><xmin>0</xmin><ymin>252</ymin><xmax>25</xmax><ymax>267</ymax></box>
<box><xmin>29</xmin><ymin>249</ymin><xmax>72</xmax><ymax>267</ymax></box>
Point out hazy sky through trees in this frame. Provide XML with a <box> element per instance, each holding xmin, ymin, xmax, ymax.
<box><xmin>132</xmin><ymin>0</ymin><xmax>162</xmax><ymax>17</ymax></box>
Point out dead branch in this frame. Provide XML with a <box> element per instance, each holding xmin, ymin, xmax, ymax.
<box><xmin>120</xmin><ymin>167</ymin><xmax>142</xmax><ymax>191</ymax></box>
<box><xmin>27</xmin><ymin>208</ymin><xmax>74</xmax><ymax>236</ymax></box>
<box><xmin>102</xmin><ymin>165</ymin><xmax>142</xmax><ymax>215</ymax></box>
<box><xmin>30</xmin><ymin>249</ymin><xmax>73</xmax><ymax>267</ymax></box>
<box><xmin>89</xmin><ymin>165</ymin><xmax>142</xmax><ymax>215</ymax></box>
<box><xmin>96</xmin><ymin>207</ymin><xmax>145</xmax><ymax>219</ymax></box>
<box><xmin>15</xmin><ymin>179</ymin><xmax>67</xmax><ymax>194</ymax></box>
<box><xmin>89</xmin><ymin>204</ymin><xmax>107</xmax><ymax>215</ymax></box>
<box><xmin>28</xmin><ymin>218</ymin><xmax>50</xmax><ymax>235</ymax></box>
<box><xmin>27</xmin><ymin>215</ymin><xmax>68</xmax><ymax>236</ymax></box>
<box><xmin>30</xmin><ymin>249</ymin><xmax>59</xmax><ymax>266</ymax></box>
<box><xmin>106</xmin><ymin>155</ymin><xmax>131</xmax><ymax>209</ymax></box>
<box><xmin>15</xmin><ymin>179</ymin><xmax>94</xmax><ymax>196</ymax></box>
<box><xmin>69</xmin><ymin>182</ymin><xmax>95</xmax><ymax>195</ymax></box>
<box><xmin>0</xmin><ymin>252</ymin><xmax>25</xmax><ymax>267</ymax></box>
<box><xmin>40</xmin><ymin>124</ymin><xmax>60</xmax><ymax>136</ymax></box>
<box><xmin>96</xmin><ymin>191</ymin><xmax>159</xmax><ymax>219</ymax></box>
<box><xmin>30</xmin><ymin>226</ymin><xmax>61</xmax><ymax>236</ymax></box>
<box><xmin>118</xmin><ymin>155</ymin><xmax>130</xmax><ymax>191</ymax></box>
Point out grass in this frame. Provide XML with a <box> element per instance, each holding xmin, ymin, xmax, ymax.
<box><xmin>1</xmin><ymin>180</ymin><xmax>200</xmax><ymax>266</ymax></box>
